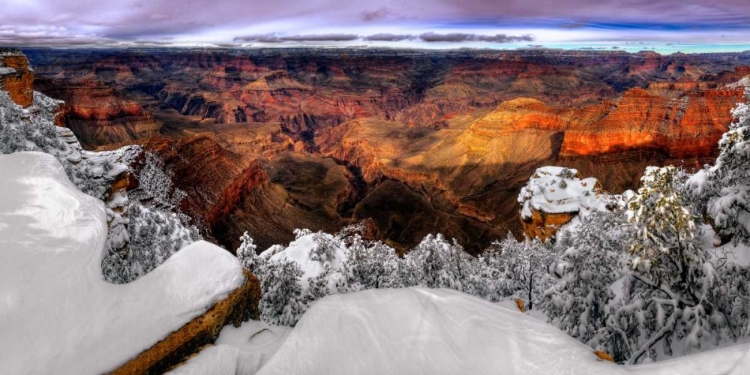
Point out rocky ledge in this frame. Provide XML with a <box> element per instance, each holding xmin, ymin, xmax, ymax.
<box><xmin>0</xmin><ymin>48</ymin><xmax>34</xmax><ymax>107</ymax></box>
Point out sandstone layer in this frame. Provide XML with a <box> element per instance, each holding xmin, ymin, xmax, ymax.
<box><xmin>0</xmin><ymin>49</ymin><xmax>34</xmax><ymax>107</ymax></box>
<box><xmin>26</xmin><ymin>48</ymin><xmax>750</xmax><ymax>249</ymax></box>
<box><xmin>113</xmin><ymin>271</ymin><xmax>260</xmax><ymax>375</ymax></box>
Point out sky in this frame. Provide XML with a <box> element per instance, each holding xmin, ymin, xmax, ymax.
<box><xmin>1</xmin><ymin>0</ymin><xmax>750</xmax><ymax>52</ymax></box>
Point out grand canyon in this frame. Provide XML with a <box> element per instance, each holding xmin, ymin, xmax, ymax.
<box><xmin>7</xmin><ymin>0</ymin><xmax>750</xmax><ymax>373</ymax></box>
<box><xmin>22</xmin><ymin>48</ymin><xmax>750</xmax><ymax>252</ymax></box>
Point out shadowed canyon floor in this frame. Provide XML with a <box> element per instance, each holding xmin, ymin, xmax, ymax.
<box><xmin>25</xmin><ymin>48</ymin><xmax>750</xmax><ymax>253</ymax></box>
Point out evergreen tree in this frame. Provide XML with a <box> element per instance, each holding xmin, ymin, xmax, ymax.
<box><xmin>259</xmin><ymin>259</ymin><xmax>307</xmax><ymax>326</ymax></box>
<box><xmin>335</xmin><ymin>236</ymin><xmax>402</xmax><ymax>292</ymax></box>
<box><xmin>405</xmin><ymin>234</ymin><xmax>469</xmax><ymax>291</ymax></box>
<box><xmin>612</xmin><ymin>166</ymin><xmax>728</xmax><ymax>363</ymax></box>
<box><xmin>496</xmin><ymin>234</ymin><xmax>556</xmax><ymax>310</ymax></box>
<box><xmin>688</xmin><ymin>91</ymin><xmax>750</xmax><ymax>246</ymax></box>
<box><xmin>542</xmin><ymin>210</ymin><xmax>625</xmax><ymax>347</ymax></box>
<box><xmin>237</xmin><ymin>231</ymin><xmax>260</xmax><ymax>272</ymax></box>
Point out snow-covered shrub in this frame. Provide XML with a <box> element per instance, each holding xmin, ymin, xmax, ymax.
<box><xmin>102</xmin><ymin>203</ymin><xmax>200</xmax><ymax>283</ymax></box>
<box><xmin>130</xmin><ymin>152</ymin><xmax>187</xmax><ymax>209</ymax></box>
<box><xmin>237</xmin><ymin>231</ymin><xmax>260</xmax><ymax>272</ymax></box>
<box><xmin>492</xmin><ymin>234</ymin><xmax>557</xmax><ymax>310</ymax></box>
<box><xmin>542</xmin><ymin>209</ymin><xmax>625</xmax><ymax>347</ymax></box>
<box><xmin>687</xmin><ymin>90</ymin><xmax>750</xmax><ymax>246</ymax></box>
<box><xmin>335</xmin><ymin>236</ymin><xmax>403</xmax><ymax>292</ymax></box>
<box><xmin>258</xmin><ymin>259</ymin><xmax>307</xmax><ymax>326</ymax></box>
<box><xmin>239</xmin><ymin>227</ymin><xmax>560</xmax><ymax>326</ymax></box>
<box><xmin>404</xmin><ymin>234</ymin><xmax>472</xmax><ymax>291</ymax></box>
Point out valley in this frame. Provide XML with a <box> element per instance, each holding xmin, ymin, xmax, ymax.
<box><xmin>24</xmin><ymin>48</ymin><xmax>750</xmax><ymax>252</ymax></box>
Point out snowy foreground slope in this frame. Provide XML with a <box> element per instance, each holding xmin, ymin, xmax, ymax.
<box><xmin>0</xmin><ymin>152</ymin><xmax>245</xmax><ymax>374</ymax></box>
<box><xmin>177</xmin><ymin>287</ymin><xmax>750</xmax><ymax>375</ymax></box>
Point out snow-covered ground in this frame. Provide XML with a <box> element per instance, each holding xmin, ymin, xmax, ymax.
<box><xmin>0</xmin><ymin>152</ymin><xmax>246</xmax><ymax>374</ymax></box>
<box><xmin>176</xmin><ymin>287</ymin><xmax>750</xmax><ymax>375</ymax></box>
<box><xmin>169</xmin><ymin>320</ymin><xmax>293</xmax><ymax>375</ymax></box>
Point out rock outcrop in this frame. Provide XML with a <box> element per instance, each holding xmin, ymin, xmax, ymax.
<box><xmin>113</xmin><ymin>271</ymin><xmax>260</xmax><ymax>374</ymax></box>
<box><xmin>518</xmin><ymin>167</ymin><xmax>605</xmax><ymax>241</ymax></box>
<box><xmin>0</xmin><ymin>48</ymin><xmax>34</xmax><ymax>107</ymax></box>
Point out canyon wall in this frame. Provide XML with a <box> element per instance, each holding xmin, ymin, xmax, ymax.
<box><xmin>26</xmin><ymin>48</ymin><xmax>750</xmax><ymax>250</ymax></box>
<box><xmin>0</xmin><ymin>49</ymin><xmax>34</xmax><ymax>107</ymax></box>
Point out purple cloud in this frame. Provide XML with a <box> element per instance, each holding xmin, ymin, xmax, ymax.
<box><xmin>279</xmin><ymin>34</ymin><xmax>359</xmax><ymax>42</ymax></box>
<box><xmin>364</xmin><ymin>33</ymin><xmax>414</xmax><ymax>42</ymax></box>
<box><xmin>419</xmin><ymin>32</ymin><xmax>534</xmax><ymax>43</ymax></box>
<box><xmin>361</xmin><ymin>8</ymin><xmax>391</xmax><ymax>22</ymax></box>
<box><xmin>1</xmin><ymin>0</ymin><xmax>750</xmax><ymax>46</ymax></box>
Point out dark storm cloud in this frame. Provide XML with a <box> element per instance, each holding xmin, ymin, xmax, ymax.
<box><xmin>364</xmin><ymin>33</ymin><xmax>414</xmax><ymax>42</ymax></box>
<box><xmin>419</xmin><ymin>32</ymin><xmax>534</xmax><ymax>43</ymax></box>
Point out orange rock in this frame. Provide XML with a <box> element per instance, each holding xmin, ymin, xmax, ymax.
<box><xmin>0</xmin><ymin>52</ymin><xmax>34</xmax><ymax>108</ymax></box>
<box><xmin>594</xmin><ymin>351</ymin><xmax>615</xmax><ymax>362</ymax></box>
<box><xmin>520</xmin><ymin>208</ymin><xmax>575</xmax><ymax>242</ymax></box>
<box><xmin>470</xmin><ymin>98</ymin><xmax>566</xmax><ymax>136</ymax></box>
<box><xmin>561</xmin><ymin>85</ymin><xmax>745</xmax><ymax>158</ymax></box>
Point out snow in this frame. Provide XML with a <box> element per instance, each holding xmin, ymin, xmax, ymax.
<box><xmin>169</xmin><ymin>320</ymin><xmax>292</xmax><ymax>375</ymax></box>
<box><xmin>519</xmin><ymin>166</ymin><xmax>605</xmax><ymax>220</ymax></box>
<box><xmin>701</xmin><ymin>224</ymin><xmax>750</xmax><ymax>267</ymax></box>
<box><xmin>725</xmin><ymin>77</ymin><xmax>750</xmax><ymax>89</ymax></box>
<box><xmin>216</xmin><ymin>319</ymin><xmax>293</xmax><ymax>358</ymax></box>
<box><xmin>0</xmin><ymin>152</ymin><xmax>245</xmax><ymax>374</ymax></box>
<box><xmin>257</xmin><ymin>287</ymin><xmax>623</xmax><ymax>375</ymax></box>
<box><xmin>261</xmin><ymin>233</ymin><xmax>346</xmax><ymax>289</ymax></box>
<box><xmin>168</xmin><ymin>287</ymin><xmax>750</xmax><ymax>375</ymax></box>
<box><xmin>0</xmin><ymin>67</ymin><xmax>16</xmax><ymax>75</ymax></box>
<box><xmin>626</xmin><ymin>343</ymin><xmax>750</xmax><ymax>375</ymax></box>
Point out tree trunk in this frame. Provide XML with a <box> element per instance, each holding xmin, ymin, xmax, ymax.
<box><xmin>528</xmin><ymin>274</ymin><xmax>534</xmax><ymax>310</ymax></box>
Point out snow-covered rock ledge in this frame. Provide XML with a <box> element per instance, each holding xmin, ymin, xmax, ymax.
<box><xmin>0</xmin><ymin>152</ymin><xmax>259</xmax><ymax>374</ymax></box>
<box><xmin>518</xmin><ymin>166</ymin><xmax>606</xmax><ymax>241</ymax></box>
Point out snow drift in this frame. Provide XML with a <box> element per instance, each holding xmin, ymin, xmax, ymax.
<box><xmin>0</xmin><ymin>152</ymin><xmax>246</xmax><ymax>374</ymax></box>
<box><xmin>257</xmin><ymin>287</ymin><xmax>621</xmax><ymax>375</ymax></box>
<box><xmin>175</xmin><ymin>287</ymin><xmax>750</xmax><ymax>374</ymax></box>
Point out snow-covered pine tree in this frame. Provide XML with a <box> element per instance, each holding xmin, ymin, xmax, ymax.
<box><xmin>405</xmin><ymin>234</ymin><xmax>470</xmax><ymax>291</ymax></box>
<box><xmin>259</xmin><ymin>259</ymin><xmax>307</xmax><ymax>326</ymax></box>
<box><xmin>542</xmin><ymin>209</ymin><xmax>625</xmax><ymax>347</ymax></box>
<box><xmin>614</xmin><ymin>166</ymin><xmax>730</xmax><ymax>364</ymax></box>
<box><xmin>495</xmin><ymin>234</ymin><xmax>556</xmax><ymax>310</ymax></box>
<box><xmin>688</xmin><ymin>90</ymin><xmax>750</xmax><ymax>246</ymax></box>
<box><xmin>237</xmin><ymin>231</ymin><xmax>261</xmax><ymax>272</ymax></box>
<box><xmin>334</xmin><ymin>235</ymin><xmax>402</xmax><ymax>293</ymax></box>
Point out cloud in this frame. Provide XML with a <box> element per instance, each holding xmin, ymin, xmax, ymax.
<box><xmin>364</xmin><ymin>33</ymin><xmax>413</xmax><ymax>42</ymax></box>
<box><xmin>234</xmin><ymin>33</ymin><xmax>358</xmax><ymax>43</ymax></box>
<box><xmin>279</xmin><ymin>33</ymin><xmax>358</xmax><ymax>42</ymax></box>
<box><xmin>419</xmin><ymin>32</ymin><xmax>534</xmax><ymax>43</ymax></box>
<box><xmin>360</xmin><ymin>7</ymin><xmax>391</xmax><ymax>22</ymax></box>
<box><xmin>3</xmin><ymin>0</ymin><xmax>750</xmax><ymax>46</ymax></box>
<box><xmin>233</xmin><ymin>34</ymin><xmax>284</xmax><ymax>43</ymax></box>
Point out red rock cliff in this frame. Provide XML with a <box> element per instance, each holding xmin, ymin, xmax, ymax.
<box><xmin>0</xmin><ymin>49</ymin><xmax>34</xmax><ymax>107</ymax></box>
